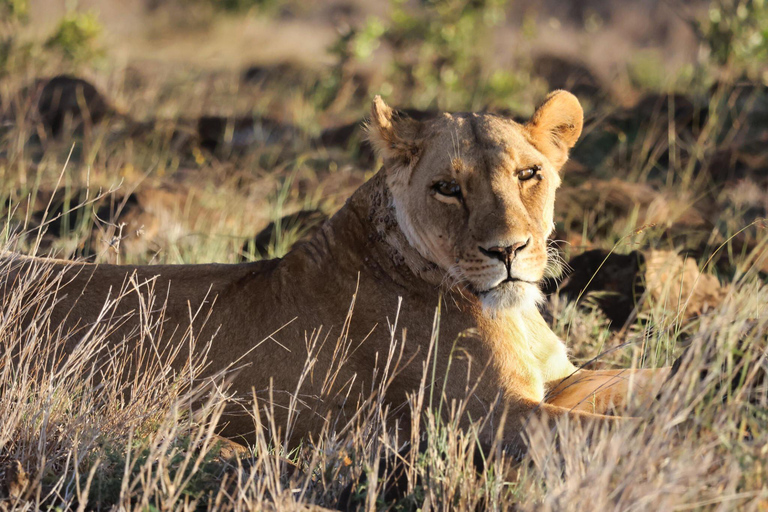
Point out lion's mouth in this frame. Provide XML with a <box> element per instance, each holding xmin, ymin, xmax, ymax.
<box><xmin>472</xmin><ymin>277</ymin><xmax>538</xmax><ymax>296</ymax></box>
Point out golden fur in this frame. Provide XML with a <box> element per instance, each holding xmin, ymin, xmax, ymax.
<box><xmin>1</xmin><ymin>91</ymin><xmax>669</xmax><ymax>451</ymax></box>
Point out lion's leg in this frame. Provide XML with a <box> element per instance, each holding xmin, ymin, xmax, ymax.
<box><xmin>454</xmin><ymin>393</ymin><xmax>632</xmax><ymax>462</ymax></box>
<box><xmin>480</xmin><ymin>400</ymin><xmax>634</xmax><ymax>464</ymax></box>
<box><xmin>544</xmin><ymin>367</ymin><xmax>671</xmax><ymax>414</ymax></box>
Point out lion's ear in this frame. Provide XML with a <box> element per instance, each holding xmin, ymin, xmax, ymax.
<box><xmin>526</xmin><ymin>90</ymin><xmax>583</xmax><ymax>170</ymax></box>
<box><xmin>367</xmin><ymin>95</ymin><xmax>423</xmax><ymax>170</ymax></box>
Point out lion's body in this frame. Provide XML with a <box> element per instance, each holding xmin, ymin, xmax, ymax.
<box><xmin>0</xmin><ymin>92</ymin><xmax>668</xmax><ymax>449</ymax></box>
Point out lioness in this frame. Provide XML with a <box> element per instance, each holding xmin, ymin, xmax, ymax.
<box><xmin>1</xmin><ymin>91</ymin><xmax>670</xmax><ymax>453</ymax></box>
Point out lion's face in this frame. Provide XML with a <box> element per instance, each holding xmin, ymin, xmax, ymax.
<box><xmin>368</xmin><ymin>91</ymin><xmax>583</xmax><ymax>310</ymax></box>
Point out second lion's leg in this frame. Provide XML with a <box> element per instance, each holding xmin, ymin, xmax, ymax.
<box><xmin>544</xmin><ymin>367</ymin><xmax>671</xmax><ymax>414</ymax></box>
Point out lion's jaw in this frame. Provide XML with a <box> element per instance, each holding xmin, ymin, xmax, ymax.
<box><xmin>368</xmin><ymin>92</ymin><xmax>583</xmax><ymax>313</ymax></box>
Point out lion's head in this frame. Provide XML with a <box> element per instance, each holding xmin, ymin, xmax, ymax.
<box><xmin>367</xmin><ymin>91</ymin><xmax>583</xmax><ymax>310</ymax></box>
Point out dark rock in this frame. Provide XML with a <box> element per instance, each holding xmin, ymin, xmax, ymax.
<box><xmin>319</xmin><ymin>121</ymin><xmax>375</xmax><ymax>164</ymax></box>
<box><xmin>546</xmin><ymin>249</ymin><xmax>646</xmax><ymax>327</ymax></box>
<box><xmin>631</xmin><ymin>93</ymin><xmax>708</xmax><ymax>135</ymax></box>
<box><xmin>533</xmin><ymin>53</ymin><xmax>604</xmax><ymax>99</ymax></box>
<box><xmin>197</xmin><ymin>115</ymin><xmax>301</xmax><ymax>153</ymax></box>
<box><xmin>241</xmin><ymin>62</ymin><xmax>311</xmax><ymax>86</ymax></box>
<box><xmin>37</xmin><ymin>75</ymin><xmax>111</xmax><ymax>136</ymax></box>
<box><xmin>396</xmin><ymin>107</ymin><xmax>440</xmax><ymax>122</ymax></box>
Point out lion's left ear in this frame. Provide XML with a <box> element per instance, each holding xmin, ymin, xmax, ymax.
<box><xmin>525</xmin><ymin>90</ymin><xmax>583</xmax><ymax>170</ymax></box>
<box><xmin>367</xmin><ymin>96</ymin><xmax>423</xmax><ymax>173</ymax></box>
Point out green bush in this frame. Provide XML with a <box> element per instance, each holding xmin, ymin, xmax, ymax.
<box><xmin>204</xmin><ymin>0</ymin><xmax>287</xmax><ymax>14</ymax></box>
<box><xmin>0</xmin><ymin>0</ymin><xmax>30</xmax><ymax>76</ymax></box>
<box><xmin>386</xmin><ymin>0</ymin><xmax>533</xmax><ymax>110</ymax></box>
<box><xmin>327</xmin><ymin>0</ymin><xmax>545</xmax><ymax>112</ymax></box>
<box><xmin>0</xmin><ymin>0</ymin><xmax>28</xmax><ymax>22</ymax></box>
<box><xmin>45</xmin><ymin>11</ymin><xmax>103</xmax><ymax>64</ymax></box>
<box><xmin>700</xmin><ymin>0</ymin><xmax>768</xmax><ymax>79</ymax></box>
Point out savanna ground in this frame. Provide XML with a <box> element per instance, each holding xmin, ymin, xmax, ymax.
<box><xmin>0</xmin><ymin>0</ymin><xmax>767</xmax><ymax>510</ymax></box>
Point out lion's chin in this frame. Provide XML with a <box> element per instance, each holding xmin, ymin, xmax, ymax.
<box><xmin>476</xmin><ymin>280</ymin><xmax>543</xmax><ymax>313</ymax></box>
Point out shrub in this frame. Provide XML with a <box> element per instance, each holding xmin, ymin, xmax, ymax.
<box><xmin>0</xmin><ymin>0</ymin><xmax>30</xmax><ymax>75</ymax></box>
<box><xmin>0</xmin><ymin>0</ymin><xmax>28</xmax><ymax>22</ymax></box>
<box><xmin>699</xmin><ymin>0</ymin><xmax>768</xmax><ymax>80</ymax></box>
<box><xmin>203</xmin><ymin>0</ymin><xmax>288</xmax><ymax>15</ymax></box>
<box><xmin>326</xmin><ymin>0</ymin><xmax>546</xmax><ymax>112</ymax></box>
<box><xmin>45</xmin><ymin>11</ymin><xmax>103</xmax><ymax>64</ymax></box>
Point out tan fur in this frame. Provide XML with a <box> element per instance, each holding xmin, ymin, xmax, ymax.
<box><xmin>0</xmin><ymin>91</ymin><xmax>669</xmax><ymax>451</ymax></box>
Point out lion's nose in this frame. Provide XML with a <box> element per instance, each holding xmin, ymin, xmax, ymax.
<box><xmin>479</xmin><ymin>238</ymin><xmax>529</xmax><ymax>263</ymax></box>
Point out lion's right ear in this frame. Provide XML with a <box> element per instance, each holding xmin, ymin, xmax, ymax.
<box><xmin>366</xmin><ymin>96</ymin><xmax>423</xmax><ymax>171</ymax></box>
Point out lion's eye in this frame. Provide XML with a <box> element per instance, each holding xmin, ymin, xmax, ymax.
<box><xmin>433</xmin><ymin>180</ymin><xmax>462</xmax><ymax>198</ymax></box>
<box><xmin>518</xmin><ymin>165</ymin><xmax>542</xmax><ymax>181</ymax></box>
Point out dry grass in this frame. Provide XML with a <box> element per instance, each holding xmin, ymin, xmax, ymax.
<box><xmin>0</xmin><ymin>238</ymin><xmax>523</xmax><ymax>510</ymax></box>
<box><xmin>1</xmin><ymin>228</ymin><xmax>766</xmax><ymax>510</ymax></box>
